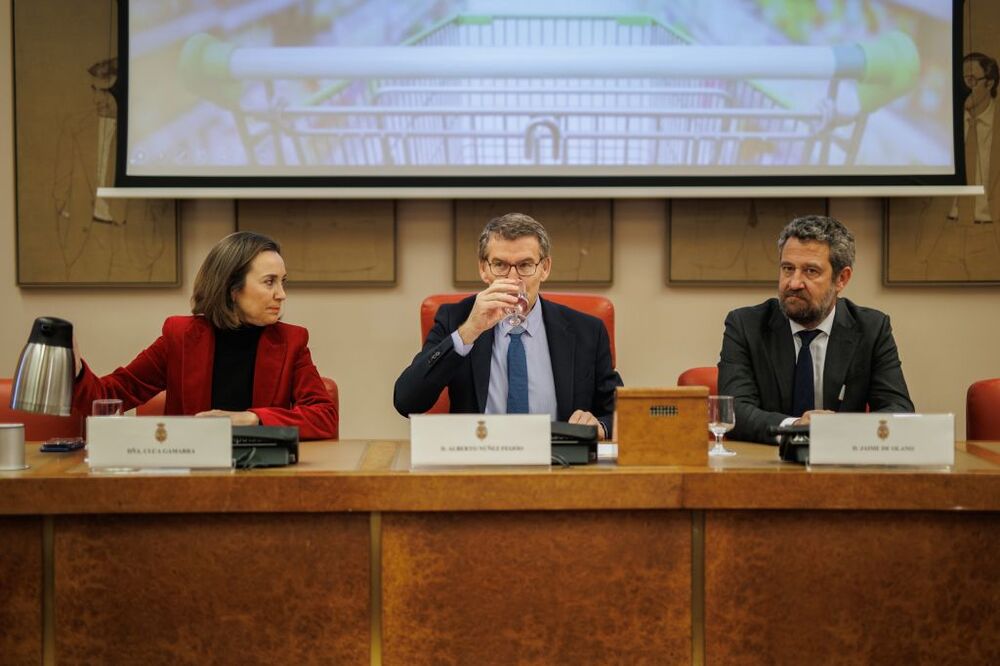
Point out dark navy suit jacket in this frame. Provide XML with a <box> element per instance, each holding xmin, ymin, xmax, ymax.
<box><xmin>394</xmin><ymin>296</ymin><xmax>622</xmax><ymax>436</ymax></box>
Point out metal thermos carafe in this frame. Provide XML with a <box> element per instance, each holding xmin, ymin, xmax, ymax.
<box><xmin>10</xmin><ymin>317</ymin><xmax>75</xmax><ymax>416</ymax></box>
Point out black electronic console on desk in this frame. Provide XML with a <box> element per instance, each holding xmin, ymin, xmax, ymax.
<box><xmin>768</xmin><ymin>424</ymin><xmax>810</xmax><ymax>464</ymax></box>
<box><xmin>551</xmin><ymin>421</ymin><xmax>598</xmax><ymax>465</ymax></box>
<box><xmin>232</xmin><ymin>425</ymin><xmax>299</xmax><ymax>468</ymax></box>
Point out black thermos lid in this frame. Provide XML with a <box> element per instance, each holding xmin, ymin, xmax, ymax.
<box><xmin>27</xmin><ymin>317</ymin><xmax>73</xmax><ymax>348</ymax></box>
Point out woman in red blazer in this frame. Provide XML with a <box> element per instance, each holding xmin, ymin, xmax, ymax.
<box><xmin>72</xmin><ymin>232</ymin><xmax>338</xmax><ymax>440</ymax></box>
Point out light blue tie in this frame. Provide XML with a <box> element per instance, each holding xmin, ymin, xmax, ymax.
<box><xmin>507</xmin><ymin>326</ymin><xmax>529</xmax><ymax>414</ymax></box>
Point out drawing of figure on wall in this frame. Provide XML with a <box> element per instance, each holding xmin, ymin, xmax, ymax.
<box><xmin>689</xmin><ymin>200</ymin><xmax>782</xmax><ymax>279</ymax></box>
<box><xmin>921</xmin><ymin>52</ymin><xmax>1000</xmax><ymax>279</ymax></box>
<box><xmin>51</xmin><ymin>57</ymin><xmax>170</xmax><ymax>282</ymax></box>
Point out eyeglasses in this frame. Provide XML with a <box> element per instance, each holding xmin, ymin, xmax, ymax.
<box><xmin>964</xmin><ymin>75</ymin><xmax>988</xmax><ymax>85</ymax></box>
<box><xmin>487</xmin><ymin>259</ymin><xmax>543</xmax><ymax>277</ymax></box>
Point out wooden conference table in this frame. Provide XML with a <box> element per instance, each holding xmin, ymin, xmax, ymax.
<box><xmin>2</xmin><ymin>440</ymin><xmax>999</xmax><ymax>665</ymax></box>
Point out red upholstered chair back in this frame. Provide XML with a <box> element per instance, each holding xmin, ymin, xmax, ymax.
<box><xmin>0</xmin><ymin>378</ymin><xmax>84</xmax><ymax>441</ymax></box>
<box><xmin>135</xmin><ymin>377</ymin><xmax>340</xmax><ymax>439</ymax></box>
<box><xmin>320</xmin><ymin>377</ymin><xmax>340</xmax><ymax>440</ymax></box>
<box><xmin>677</xmin><ymin>367</ymin><xmax>719</xmax><ymax>395</ymax></box>
<box><xmin>967</xmin><ymin>378</ymin><xmax>1000</xmax><ymax>440</ymax></box>
<box><xmin>419</xmin><ymin>292</ymin><xmax>616</xmax><ymax>414</ymax></box>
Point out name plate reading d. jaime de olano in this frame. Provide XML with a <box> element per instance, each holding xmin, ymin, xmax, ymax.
<box><xmin>87</xmin><ymin>416</ymin><xmax>232</xmax><ymax>470</ymax></box>
<box><xmin>410</xmin><ymin>414</ymin><xmax>550</xmax><ymax>468</ymax></box>
<box><xmin>809</xmin><ymin>413</ymin><xmax>954</xmax><ymax>466</ymax></box>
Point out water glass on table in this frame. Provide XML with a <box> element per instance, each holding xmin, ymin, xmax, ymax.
<box><xmin>708</xmin><ymin>395</ymin><xmax>737</xmax><ymax>457</ymax></box>
<box><xmin>92</xmin><ymin>398</ymin><xmax>123</xmax><ymax>417</ymax></box>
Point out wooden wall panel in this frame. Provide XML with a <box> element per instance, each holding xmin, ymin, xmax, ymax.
<box><xmin>55</xmin><ymin>513</ymin><xmax>370</xmax><ymax>664</ymax></box>
<box><xmin>705</xmin><ymin>510</ymin><xmax>1000</xmax><ymax>664</ymax></box>
<box><xmin>0</xmin><ymin>517</ymin><xmax>42</xmax><ymax>664</ymax></box>
<box><xmin>382</xmin><ymin>510</ymin><xmax>691</xmax><ymax>664</ymax></box>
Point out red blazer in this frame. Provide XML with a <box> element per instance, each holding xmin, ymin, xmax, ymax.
<box><xmin>73</xmin><ymin>316</ymin><xmax>338</xmax><ymax>440</ymax></box>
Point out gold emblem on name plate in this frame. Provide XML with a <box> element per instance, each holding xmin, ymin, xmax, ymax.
<box><xmin>155</xmin><ymin>423</ymin><xmax>167</xmax><ymax>443</ymax></box>
<box><xmin>877</xmin><ymin>419</ymin><xmax>889</xmax><ymax>441</ymax></box>
<box><xmin>476</xmin><ymin>420</ymin><xmax>488</xmax><ymax>440</ymax></box>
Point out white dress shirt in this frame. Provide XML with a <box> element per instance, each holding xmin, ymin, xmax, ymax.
<box><xmin>779</xmin><ymin>305</ymin><xmax>837</xmax><ymax>427</ymax></box>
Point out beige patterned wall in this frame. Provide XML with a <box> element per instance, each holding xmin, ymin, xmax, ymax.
<box><xmin>1</xmin><ymin>2</ymin><xmax>997</xmax><ymax>439</ymax></box>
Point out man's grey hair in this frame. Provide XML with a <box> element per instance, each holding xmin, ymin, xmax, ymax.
<box><xmin>477</xmin><ymin>212</ymin><xmax>551</xmax><ymax>261</ymax></box>
<box><xmin>777</xmin><ymin>215</ymin><xmax>855</xmax><ymax>275</ymax></box>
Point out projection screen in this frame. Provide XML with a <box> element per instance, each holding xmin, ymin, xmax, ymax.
<box><xmin>120</xmin><ymin>0</ymin><xmax>961</xmax><ymax>187</ymax></box>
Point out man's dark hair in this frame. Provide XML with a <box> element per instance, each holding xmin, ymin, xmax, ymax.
<box><xmin>964</xmin><ymin>52</ymin><xmax>999</xmax><ymax>98</ymax></box>
<box><xmin>777</xmin><ymin>215</ymin><xmax>855</xmax><ymax>275</ymax></box>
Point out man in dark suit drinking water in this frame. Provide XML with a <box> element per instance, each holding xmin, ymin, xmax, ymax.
<box><xmin>394</xmin><ymin>212</ymin><xmax>621</xmax><ymax>439</ymax></box>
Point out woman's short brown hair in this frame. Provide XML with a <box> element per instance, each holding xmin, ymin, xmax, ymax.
<box><xmin>191</xmin><ymin>231</ymin><xmax>281</xmax><ymax>329</ymax></box>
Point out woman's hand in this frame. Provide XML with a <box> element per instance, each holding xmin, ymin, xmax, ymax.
<box><xmin>195</xmin><ymin>410</ymin><xmax>260</xmax><ymax>426</ymax></box>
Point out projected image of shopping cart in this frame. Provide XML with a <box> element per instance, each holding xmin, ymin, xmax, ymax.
<box><xmin>179</xmin><ymin>14</ymin><xmax>918</xmax><ymax>171</ymax></box>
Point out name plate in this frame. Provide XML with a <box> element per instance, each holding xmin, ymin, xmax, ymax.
<box><xmin>87</xmin><ymin>416</ymin><xmax>232</xmax><ymax>470</ymax></box>
<box><xmin>410</xmin><ymin>414</ymin><xmax>550</xmax><ymax>468</ymax></box>
<box><xmin>809</xmin><ymin>413</ymin><xmax>954</xmax><ymax>466</ymax></box>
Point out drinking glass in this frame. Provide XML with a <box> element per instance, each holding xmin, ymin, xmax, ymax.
<box><xmin>504</xmin><ymin>282</ymin><xmax>530</xmax><ymax>327</ymax></box>
<box><xmin>92</xmin><ymin>398</ymin><xmax>123</xmax><ymax>417</ymax></box>
<box><xmin>707</xmin><ymin>395</ymin><xmax>737</xmax><ymax>457</ymax></box>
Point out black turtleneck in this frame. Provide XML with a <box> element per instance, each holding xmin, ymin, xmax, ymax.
<box><xmin>211</xmin><ymin>326</ymin><xmax>263</xmax><ymax>411</ymax></box>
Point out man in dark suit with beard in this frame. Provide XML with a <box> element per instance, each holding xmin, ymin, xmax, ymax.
<box><xmin>718</xmin><ymin>215</ymin><xmax>914</xmax><ymax>444</ymax></box>
<box><xmin>394</xmin><ymin>213</ymin><xmax>621</xmax><ymax>439</ymax></box>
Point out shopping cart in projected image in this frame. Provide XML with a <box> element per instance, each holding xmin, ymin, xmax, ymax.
<box><xmin>179</xmin><ymin>15</ymin><xmax>919</xmax><ymax>168</ymax></box>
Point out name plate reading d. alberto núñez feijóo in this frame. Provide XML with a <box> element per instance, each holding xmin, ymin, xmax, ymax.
<box><xmin>410</xmin><ymin>414</ymin><xmax>550</xmax><ymax>468</ymax></box>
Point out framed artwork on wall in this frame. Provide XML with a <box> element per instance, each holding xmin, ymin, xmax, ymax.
<box><xmin>453</xmin><ymin>200</ymin><xmax>613</xmax><ymax>287</ymax></box>
<box><xmin>667</xmin><ymin>199</ymin><xmax>828</xmax><ymax>285</ymax></box>
<box><xmin>883</xmin><ymin>198</ymin><xmax>1000</xmax><ymax>285</ymax></box>
<box><xmin>13</xmin><ymin>0</ymin><xmax>179</xmax><ymax>287</ymax></box>
<box><xmin>236</xmin><ymin>200</ymin><xmax>396</xmax><ymax>285</ymax></box>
